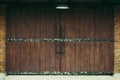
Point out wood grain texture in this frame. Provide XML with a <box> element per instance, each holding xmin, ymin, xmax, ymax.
<box><xmin>6</xmin><ymin>7</ymin><xmax>114</xmax><ymax>72</ymax></box>
<box><xmin>62</xmin><ymin>8</ymin><xmax>114</xmax><ymax>72</ymax></box>
<box><xmin>7</xmin><ymin>7</ymin><xmax>57</xmax><ymax>38</ymax></box>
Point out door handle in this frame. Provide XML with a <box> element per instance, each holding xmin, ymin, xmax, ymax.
<box><xmin>56</xmin><ymin>50</ymin><xmax>64</xmax><ymax>54</ymax></box>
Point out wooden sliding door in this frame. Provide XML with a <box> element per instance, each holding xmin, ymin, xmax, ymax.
<box><xmin>6</xmin><ymin>7</ymin><xmax>60</xmax><ymax>72</ymax></box>
<box><xmin>6</xmin><ymin>6</ymin><xmax>114</xmax><ymax>74</ymax></box>
<box><xmin>60</xmin><ymin>8</ymin><xmax>114</xmax><ymax>72</ymax></box>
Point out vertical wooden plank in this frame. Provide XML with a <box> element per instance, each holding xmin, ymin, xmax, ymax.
<box><xmin>22</xmin><ymin>7</ymin><xmax>26</xmax><ymax>38</ymax></box>
<box><xmin>28</xmin><ymin>8</ymin><xmax>33</xmax><ymax>38</ymax></box>
<box><xmin>21</xmin><ymin>42</ymin><xmax>31</xmax><ymax>71</ymax></box>
<box><xmin>45</xmin><ymin>42</ymin><xmax>50</xmax><ymax>71</ymax></box>
<box><xmin>9</xmin><ymin>8</ymin><xmax>16</xmax><ymax>38</ymax></box>
<box><xmin>75</xmin><ymin>42</ymin><xmax>81</xmax><ymax>71</ymax></box>
<box><xmin>94</xmin><ymin>42</ymin><xmax>100</xmax><ymax>72</ymax></box>
<box><xmin>100</xmin><ymin>43</ymin><xmax>106</xmax><ymax>71</ymax></box>
<box><xmin>75</xmin><ymin>9</ymin><xmax>82</xmax><ymax>72</ymax></box>
<box><xmin>94</xmin><ymin>8</ymin><xmax>100</xmax><ymax>38</ymax></box>
<box><xmin>6</xmin><ymin>8</ymin><xmax>11</xmax><ymax>38</ymax></box>
<box><xmin>15</xmin><ymin>42</ymin><xmax>20</xmax><ymax>71</ymax></box>
<box><xmin>32</xmin><ymin>8</ymin><xmax>36</xmax><ymax>38</ymax></box>
<box><xmin>64</xmin><ymin>10</ymin><xmax>75</xmax><ymax>38</ymax></box>
<box><xmin>39</xmin><ymin>42</ymin><xmax>46</xmax><ymax>71</ymax></box>
<box><xmin>30</xmin><ymin>43</ymin><xmax>33</xmax><ymax>71</ymax></box>
<box><xmin>49</xmin><ymin>10</ymin><xmax>56</xmax><ymax>38</ymax></box>
<box><xmin>89</xmin><ymin>42</ymin><xmax>95</xmax><ymax>72</ymax></box>
<box><xmin>30</xmin><ymin>42</ymin><xmax>40</xmax><ymax>72</ymax></box>
<box><xmin>34</xmin><ymin>42</ymin><xmax>40</xmax><ymax>71</ymax></box>
<box><xmin>35</xmin><ymin>8</ymin><xmax>41</xmax><ymax>38</ymax></box>
<box><xmin>64</xmin><ymin>42</ymin><xmax>71</xmax><ymax>72</ymax></box>
<box><xmin>40</xmin><ymin>9</ymin><xmax>46</xmax><ymax>38</ymax></box>
<box><xmin>69</xmin><ymin>42</ymin><xmax>76</xmax><ymax>72</ymax></box>
<box><xmin>11</xmin><ymin>43</ymin><xmax>16</xmax><ymax>71</ymax></box>
<box><xmin>81</xmin><ymin>42</ymin><xmax>90</xmax><ymax>71</ymax></box>
<box><xmin>55</xmin><ymin>50</ymin><xmax>60</xmax><ymax>71</ymax></box>
<box><xmin>88</xmin><ymin>9</ymin><xmax>95</xmax><ymax>72</ymax></box>
<box><xmin>7</xmin><ymin>43</ymin><xmax>13</xmax><ymax>71</ymax></box>
<box><xmin>109</xmin><ymin>42</ymin><xmax>114</xmax><ymax>72</ymax></box>
<box><xmin>104</xmin><ymin>43</ymin><xmax>109</xmax><ymax>71</ymax></box>
<box><xmin>60</xmin><ymin>11</ymin><xmax>66</xmax><ymax>72</ymax></box>
<box><xmin>80</xmin><ymin>42</ymin><xmax>86</xmax><ymax>71</ymax></box>
<box><xmin>49</xmin><ymin>42</ymin><xmax>56</xmax><ymax>71</ymax></box>
<box><xmin>105</xmin><ymin>42</ymin><xmax>110</xmax><ymax>71</ymax></box>
<box><xmin>89</xmin><ymin>9</ymin><xmax>95</xmax><ymax>39</ymax></box>
<box><xmin>44</xmin><ymin>10</ymin><xmax>52</xmax><ymax>71</ymax></box>
<box><xmin>25</xmin><ymin>7</ymin><xmax>31</xmax><ymax>38</ymax></box>
<box><xmin>37</xmin><ymin>42</ymin><xmax>41</xmax><ymax>71</ymax></box>
<box><xmin>15</xmin><ymin>7</ymin><xmax>24</xmax><ymax>38</ymax></box>
<box><xmin>20</xmin><ymin>42</ymin><xmax>24</xmax><ymax>71</ymax></box>
<box><xmin>9</xmin><ymin>43</ymin><xmax>13</xmax><ymax>71</ymax></box>
<box><xmin>55</xmin><ymin>10</ymin><xmax>61</xmax><ymax>71</ymax></box>
<box><xmin>73</xmin><ymin>9</ymin><xmax>84</xmax><ymax>72</ymax></box>
<box><xmin>85</xmin><ymin>42</ymin><xmax>91</xmax><ymax>72</ymax></box>
<box><xmin>45</xmin><ymin>9</ymin><xmax>51</xmax><ymax>38</ymax></box>
<box><xmin>6</xmin><ymin>43</ymin><xmax>9</xmax><ymax>71</ymax></box>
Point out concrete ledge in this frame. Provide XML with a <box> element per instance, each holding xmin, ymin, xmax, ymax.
<box><xmin>0</xmin><ymin>73</ymin><xmax>5</xmax><ymax>80</ymax></box>
<box><xmin>5</xmin><ymin>75</ymin><xmax>114</xmax><ymax>80</ymax></box>
<box><xmin>1</xmin><ymin>73</ymin><xmax>120</xmax><ymax>80</ymax></box>
<box><xmin>114</xmin><ymin>74</ymin><xmax>120</xmax><ymax>80</ymax></box>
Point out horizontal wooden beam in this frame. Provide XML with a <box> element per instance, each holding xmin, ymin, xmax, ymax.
<box><xmin>0</xmin><ymin>2</ymin><xmax>120</xmax><ymax>7</ymax></box>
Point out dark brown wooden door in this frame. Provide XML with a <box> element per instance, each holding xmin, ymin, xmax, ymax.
<box><xmin>6</xmin><ymin>7</ymin><xmax>114</xmax><ymax>73</ymax></box>
<box><xmin>6</xmin><ymin>7</ymin><xmax>60</xmax><ymax>72</ymax></box>
<box><xmin>60</xmin><ymin>8</ymin><xmax>114</xmax><ymax>72</ymax></box>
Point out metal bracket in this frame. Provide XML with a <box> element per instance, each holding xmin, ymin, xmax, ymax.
<box><xmin>6</xmin><ymin>38</ymin><xmax>114</xmax><ymax>42</ymax></box>
<box><xmin>6</xmin><ymin>71</ymin><xmax>113</xmax><ymax>76</ymax></box>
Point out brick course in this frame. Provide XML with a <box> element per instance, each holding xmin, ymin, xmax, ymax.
<box><xmin>114</xmin><ymin>8</ymin><xmax>120</xmax><ymax>73</ymax></box>
<box><xmin>0</xmin><ymin>6</ymin><xmax>6</xmax><ymax>72</ymax></box>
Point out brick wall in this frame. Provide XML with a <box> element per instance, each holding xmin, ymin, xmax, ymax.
<box><xmin>0</xmin><ymin>6</ymin><xmax>6</xmax><ymax>72</ymax></box>
<box><xmin>114</xmin><ymin>8</ymin><xmax>120</xmax><ymax>73</ymax></box>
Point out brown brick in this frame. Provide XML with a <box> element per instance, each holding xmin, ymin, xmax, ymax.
<box><xmin>0</xmin><ymin>27</ymin><xmax>6</xmax><ymax>35</ymax></box>
<box><xmin>0</xmin><ymin>54</ymin><xmax>5</xmax><ymax>63</ymax></box>
<box><xmin>0</xmin><ymin>7</ymin><xmax>6</xmax><ymax>73</ymax></box>
<box><xmin>0</xmin><ymin>62</ymin><xmax>5</xmax><ymax>72</ymax></box>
